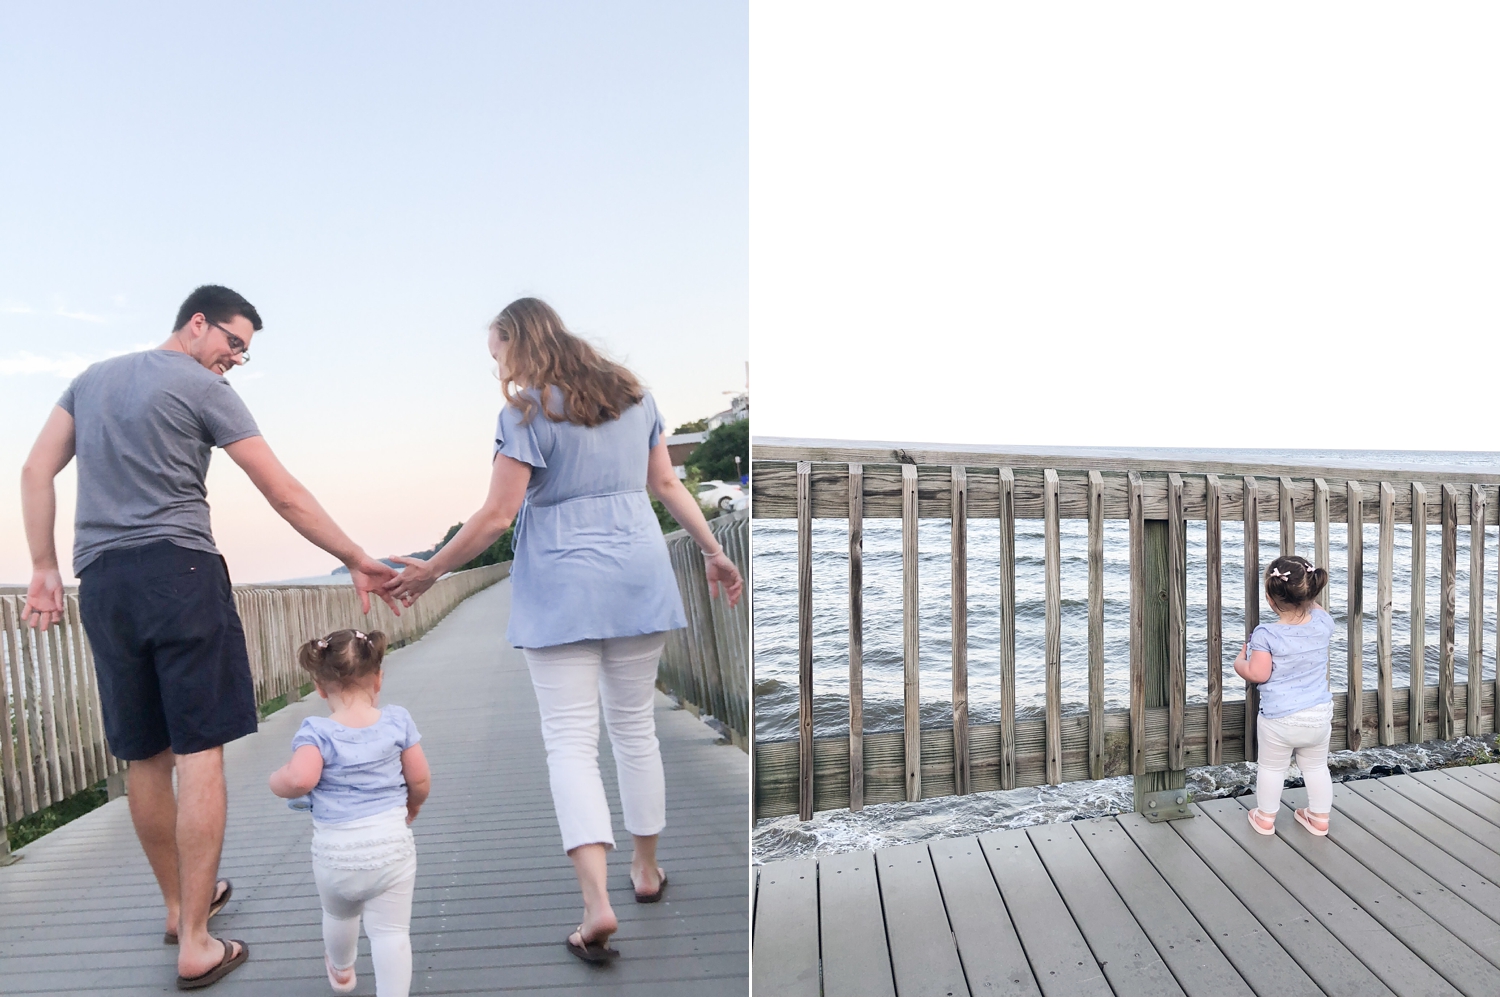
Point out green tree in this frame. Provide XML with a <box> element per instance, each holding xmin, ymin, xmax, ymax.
<box><xmin>435</xmin><ymin>521</ymin><xmax>514</xmax><ymax>571</ymax></box>
<box><xmin>685</xmin><ymin>419</ymin><xmax>748</xmax><ymax>482</ymax></box>
<box><xmin>672</xmin><ymin>418</ymin><xmax>709</xmax><ymax>434</ymax></box>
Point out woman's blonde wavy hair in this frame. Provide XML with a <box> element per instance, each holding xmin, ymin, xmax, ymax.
<box><xmin>493</xmin><ymin>297</ymin><xmax>644</xmax><ymax>427</ymax></box>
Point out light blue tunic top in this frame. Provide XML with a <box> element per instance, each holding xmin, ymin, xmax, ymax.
<box><xmin>1247</xmin><ymin>607</ymin><xmax>1335</xmax><ymax>718</ymax></box>
<box><xmin>291</xmin><ymin>705</ymin><xmax>421</xmax><ymax>824</ymax></box>
<box><xmin>496</xmin><ymin>389</ymin><xmax>688</xmax><ymax>648</ymax></box>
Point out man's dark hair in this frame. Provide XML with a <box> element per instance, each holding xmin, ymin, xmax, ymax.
<box><xmin>172</xmin><ymin>285</ymin><xmax>263</xmax><ymax>333</ymax></box>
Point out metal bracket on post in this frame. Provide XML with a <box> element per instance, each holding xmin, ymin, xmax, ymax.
<box><xmin>1133</xmin><ymin>516</ymin><xmax>1194</xmax><ymax>822</ymax></box>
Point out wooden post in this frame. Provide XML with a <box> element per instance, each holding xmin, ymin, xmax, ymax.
<box><xmin>1468</xmin><ymin>484</ymin><xmax>1485</xmax><ymax>737</ymax></box>
<box><xmin>847</xmin><ymin>464</ymin><xmax>864</xmax><ymax>811</ymax></box>
<box><xmin>901</xmin><ymin>463</ymin><xmax>921</xmax><ymax>803</ymax></box>
<box><xmin>1346</xmin><ymin>481</ymin><xmax>1365</xmax><ymax>751</ymax></box>
<box><xmin>951</xmin><ymin>465</ymin><xmax>969</xmax><ymax>795</ymax></box>
<box><xmin>1410</xmin><ymin>482</ymin><xmax>1428</xmax><ymax>744</ymax></box>
<box><xmin>1167</xmin><ymin>473</ymin><xmax>1187</xmax><ymax>773</ymax></box>
<box><xmin>1205</xmin><ymin>474</ymin><xmax>1223</xmax><ymax>767</ymax></box>
<box><xmin>796</xmin><ymin>461</ymin><xmax>813</xmax><ymax>821</ymax></box>
<box><xmin>1044</xmin><ymin>469</ymin><xmax>1062</xmax><ymax>785</ymax></box>
<box><xmin>1377</xmin><ymin>483</ymin><xmax>1395</xmax><ymax>746</ymax></box>
<box><xmin>1440</xmin><ymin>484</ymin><xmax>1458</xmax><ymax>741</ymax></box>
<box><xmin>1135</xmin><ymin>515</ymin><xmax>1191</xmax><ymax>821</ymax></box>
<box><xmin>998</xmin><ymin>468</ymin><xmax>1017</xmax><ymax>790</ymax></box>
<box><xmin>1087</xmin><ymin>470</ymin><xmax>1106</xmax><ymax>780</ymax></box>
<box><xmin>1243</xmin><ymin>476</ymin><xmax>1260</xmax><ymax>762</ymax></box>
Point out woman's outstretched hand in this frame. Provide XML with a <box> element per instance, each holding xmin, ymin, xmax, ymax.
<box><xmin>705</xmin><ymin>551</ymin><xmax>743</xmax><ymax>607</ymax></box>
<box><xmin>384</xmin><ymin>555</ymin><xmax>440</xmax><ymax>607</ymax></box>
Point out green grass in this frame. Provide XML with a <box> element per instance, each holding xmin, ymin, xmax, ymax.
<box><xmin>6</xmin><ymin>780</ymin><xmax>110</xmax><ymax>851</ymax></box>
<box><xmin>258</xmin><ymin>682</ymin><xmax>316</xmax><ymax>719</ymax></box>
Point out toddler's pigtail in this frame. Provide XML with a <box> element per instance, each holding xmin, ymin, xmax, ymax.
<box><xmin>298</xmin><ymin>637</ymin><xmax>331</xmax><ymax>677</ymax></box>
<box><xmin>1305</xmin><ymin>565</ymin><xmax>1328</xmax><ymax>602</ymax></box>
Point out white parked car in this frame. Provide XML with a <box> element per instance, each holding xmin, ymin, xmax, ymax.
<box><xmin>696</xmin><ymin>479</ymin><xmax>747</xmax><ymax>512</ymax></box>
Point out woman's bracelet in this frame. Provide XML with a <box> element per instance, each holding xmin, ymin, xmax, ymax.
<box><xmin>700</xmin><ymin>547</ymin><xmax>724</xmax><ymax>560</ymax></box>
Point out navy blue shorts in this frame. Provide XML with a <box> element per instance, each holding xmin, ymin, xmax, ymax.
<box><xmin>78</xmin><ymin>542</ymin><xmax>258</xmax><ymax>760</ymax></box>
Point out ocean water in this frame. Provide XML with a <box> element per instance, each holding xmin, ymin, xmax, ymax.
<box><xmin>751</xmin><ymin>447</ymin><xmax>1500</xmax><ymax>858</ymax></box>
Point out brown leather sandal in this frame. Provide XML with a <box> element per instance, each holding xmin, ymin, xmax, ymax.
<box><xmin>176</xmin><ymin>937</ymin><xmax>248</xmax><ymax>990</ymax></box>
<box><xmin>634</xmin><ymin>868</ymin><xmax>668</xmax><ymax>904</ymax></box>
<box><xmin>566</xmin><ymin>925</ymin><xmax>619</xmax><ymax>964</ymax></box>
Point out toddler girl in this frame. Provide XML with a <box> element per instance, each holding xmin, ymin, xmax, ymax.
<box><xmin>269</xmin><ymin>629</ymin><xmax>430</xmax><ymax>996</ymax></box>
<box><xmin>1233</xmin><ymin>555</ymin><xmax>1334</xmax><ymax>837</ymax></box>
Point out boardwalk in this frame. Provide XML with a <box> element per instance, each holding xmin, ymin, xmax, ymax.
<box><xmin>754</xmin><ymin>766</ymin><xmax>1500</xmax><ymax>997</ymax></box>
<box><xmin>0</xmin><ymin>580</ymin><xmax>749</xmax><ymax>995</ymax></box>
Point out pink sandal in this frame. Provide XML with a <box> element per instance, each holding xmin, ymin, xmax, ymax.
<box><xmin>325</xmin><ymin>954</ymin><xmax>356</xmax><ymax>993</ymax></box>
<box><xmin>1293</xmin><ymin>808</ymin><xmax>1329</xmax><ymax>836</ymax></box>
<box><xmin>1247</xmin><ymin>808</ymin><xmax>1277</xmax><ymax>835</ymax></box>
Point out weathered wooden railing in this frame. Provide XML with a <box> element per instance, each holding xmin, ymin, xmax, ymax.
<box><xmin>0</xmin><ymin>561</ymin><xmax>510</xmax><ymax>859</ymax></box>
<box><xmin>660</xmin><ymin>510</ymin><xmax>750</xmax><ymax>747</ymax></box>
<box><xmin>752</xmin><ymin>439</ymin><xmax>1500</xmax><ymax>821</ymax></box>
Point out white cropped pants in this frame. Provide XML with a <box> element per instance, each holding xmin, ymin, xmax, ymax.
<box><xmin>311</xmin><ymin>806</ymin><xmax>417</xmax><ymax>997</ymax></box>
<box><xmin>1255</xmin><ymin>707</ymin><xmax>1333</xmax><ymax>816</ymax></box>
<box><xmin>523</xmin><ymin>632</ymin><xmax>668</xmax><ymax>853</ymax></box>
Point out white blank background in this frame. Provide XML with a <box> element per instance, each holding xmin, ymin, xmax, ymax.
<box><xmin>751</xmin><ymin>3</ymin><xmax>1499</xmax><ymax>451</ymax></box>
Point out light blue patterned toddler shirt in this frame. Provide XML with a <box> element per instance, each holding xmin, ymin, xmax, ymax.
<box><xmin>291</xmin><ymin>705</ymin><xmax>421</xmax><ymax>824</ymax></box>
<box><xmin>1247</xmin><ymin>607</ymin><xmax>1335</xmax><ymax>718</ymax></box>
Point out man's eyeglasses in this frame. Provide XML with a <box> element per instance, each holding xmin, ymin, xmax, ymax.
<box><xmin>210</xmin><ymin>322</ymin><xmax>251</xmax><ymax>364</ymax></box>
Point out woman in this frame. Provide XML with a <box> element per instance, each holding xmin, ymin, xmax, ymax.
<box><xmin>385</xmin><ymin>297</ymin><xmax>742</xmax><ymax>963</ymax></box>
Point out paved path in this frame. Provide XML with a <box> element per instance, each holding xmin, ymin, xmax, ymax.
<box><xmin>755</xmin><ymin>765</ymin><xmax>1500</xmax><ymax>997</ymax></box>
<box><xmin>0</xmin><ymin>580</ymin><xmax>749</xmax><ymax>995</ymax></box>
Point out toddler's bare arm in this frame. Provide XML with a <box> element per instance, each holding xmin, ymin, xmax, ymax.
<box><xmin>402</xmin><ymin>744</ymin><xmax>431</xmax><ymax>823</ymax></box>
<box><xmin>269</xmin><ymin>744</ymin><xmax>325</xmax><ymax>798</ymax></box>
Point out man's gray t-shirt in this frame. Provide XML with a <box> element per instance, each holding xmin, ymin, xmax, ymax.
<box><xmin>58</xmin><ymin>350</ymin><xmax>261</xmax><ymax>573</ymax></box>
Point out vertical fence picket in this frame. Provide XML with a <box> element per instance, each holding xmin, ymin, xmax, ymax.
<box><xmin>1279</xmin><ymin>476</ymin><xmax>1295</xmax><ymax>556</ymax></box>
<box><xmin>1347</xmin><ymin>481</ymin><xmax>1365</xmax><ymax>751</ymax></box>
<box><xmin>998</xmin><ymin>467</ymin><xmax>1017</xmax><ymax>791</ymax></box>
<box><xmin>901</xmin><ymin>463</ymin><xmax>921</xmax><ymax>803</ymax></box>
<box><xmin>1243</xmin><ymin>476</ymin><xmax>1260</xmax><ymax>762</ymax></box>
<box><xmin>847</xmin><ymin>464</ymin><xmax>864</xmax><ymax>811</ymax></box>
<box><xmin>1168</xmin><ymin>473</ymin><xmax>1186</xmax><ymax>772</ymax></box>
<box><xmin>951</xmin><ymin>466</ymin><xmax>970</xmax><ymax>795</ymax></box>
<box><xmin>1468</xmin><ymin>485</ymin><xmax>1486</xmax><ymax>737</ymax></box>
<box><xmin>796</xmin><ymin>462</ymin><xmax>813</xmax><ymax>820</ymax></box>
<box><xmin>1128</xmin><ymin>471</ymin><xmax>1146</xmax><ymax>777</ymax></box>
<box><xmin>1</xmin><ymin>598</ymin><xmax>25</xmax><ymax>819</ymax></box>
<box><xmin>1043</xmin><ymin>469</ymin><xmax>1061</xmax><ymax>786</ymax></box>
<box><xmin>1315</xmin><ymin>478</ymin><xmax>1331</xmax><ymax>681</ymax></box>
<box><xmin>1378</xmin><ymin>482</ymin><xmax>1395</xmax><ymax>746</ymax></box>
<box><xmin>1205</xmin><ymin>474</ymin><xmax>1223</xmax><ymax>766</ymax></box>
<box><xmin>1087</xmin><ymin>470</ymin><xmax>1105</xmax><ymax>780</ymax></box>
<box><xmin>1410</xmin><ymin>482</ymin><xmax>1428</xmax><ymax>743</ymax></box>
<box><xmin>1440</xmin><ymin>484</ymin><xmax>1458</xmax><ymax>740</ymax></box>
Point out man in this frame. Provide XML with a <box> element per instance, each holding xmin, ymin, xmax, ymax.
<box><xmin>20</xmin><ymin>285</ymin><xmax>398</xmax><ymax>988</ymax></box>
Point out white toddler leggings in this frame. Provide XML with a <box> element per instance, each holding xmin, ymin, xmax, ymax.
<box><xmin>1255</xmin><ymin>714</ymin><xmax>1333</xmax><ymax>816</ymax></box>
<box><xmin>523</xmin><ymin>632</ymin><xmax>669</xmax><ymax>853</ymax></box>
<box><xmin>312</xmin><ymin>807</ymin><xmax>417</xmax><ymax>997</ymax></box>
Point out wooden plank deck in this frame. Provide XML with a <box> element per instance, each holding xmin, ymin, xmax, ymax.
<box><xmin>0</xmin><ymin>580</ymin><xmax>749</xmax><ymax>995</ymax></box>
<box><xmin>753</xmin><ymin>766</ymin><xmax>1500</xmax><ymax>997</ymax></box>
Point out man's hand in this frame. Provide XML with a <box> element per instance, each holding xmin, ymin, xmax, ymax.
<box><xmin>347</xmin><ymin>555</ymin><xmax>401</xmax><ymax>615</ymax></box>
<box><xmin>384</xmin><ymin>555</ymin><xmax>439</xmax><ymax>607</ymax></box>
<box><xmin>22</xmin><ymin>568</ymin><xmax>65</xmax><ymax>629</ymax></box>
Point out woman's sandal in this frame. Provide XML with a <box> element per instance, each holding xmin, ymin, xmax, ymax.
<box><xmin>1247</xmin><ymin>808</ymin><xmax>1277</xmax><ymax>835</ymax></box>
<box><xmin>634</xmin><ymin>867</ymin><xmax>669</xmax><ymax>904</ymax></box>
<box><xmin>164</xmin><ymin>879</ymin><xmax>233</xmax><ymax>945</ymax></box>
<box><xmin>1293</xmin><ymin>808</ymin><xmax>1330</xmax><ymax>836</ymax></box>
<box><xmin>175</xmin><ymin>937</ymin><xmax>249</xmax><ymax>990</ymax></box>
<box><xmin>566</xmin><ymin>925</ymin><xmax>620</xmax><ymax>964</ymax></box>
<box><xmin>325</xmin><ymin>954</ymin><xmax>357</xmax><ymax>993</ymax></box>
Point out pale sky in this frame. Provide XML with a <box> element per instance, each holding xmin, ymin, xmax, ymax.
<box><xmin>0</xmin><ymin>2</ymin><xmax>747</xmax><ymax>584</ymax></box>
<box><xmin>752</xmin><ymin>3</ymin><xmax>1500</xmax><ymax>456</ymax></box>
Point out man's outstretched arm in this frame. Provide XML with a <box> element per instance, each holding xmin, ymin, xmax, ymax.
<box><xmin>224</xmin><ymin>436</ymin><xmax>399</xmax><ymax>614</ymax></box>
<box><xmin>20</xmin><ymin>407</ymin><xmax>76</xmax><ymax>628</ymax></box>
